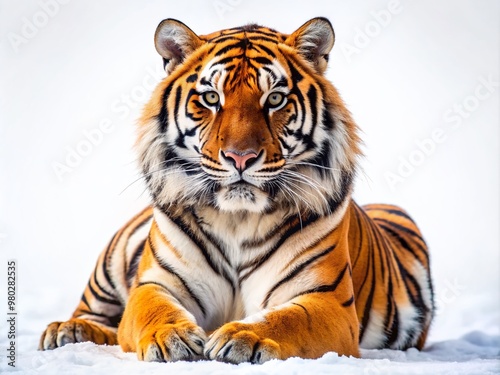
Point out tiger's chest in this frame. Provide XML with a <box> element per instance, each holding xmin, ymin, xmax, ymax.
<box><xmin>192</xmin><ymin>208</ymin><xmax>291</xmax><ymax>329</ymax></box>
<box><xmin>148</xmin><ymin>205</ymin><xmax>345</xmax><ymax>331</ymax></box>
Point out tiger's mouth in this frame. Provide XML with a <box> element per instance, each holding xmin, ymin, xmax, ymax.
<box><xmin>214</xmin><ymin>180</ymin><xmax>273</xmax><ymax>213</ymax></box>
<box><xmin>225</xmin><ymin>182</ymin><xmax>257</xmax><ymax>198</ymax></box>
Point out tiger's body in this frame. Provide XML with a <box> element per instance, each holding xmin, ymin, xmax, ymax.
<box><xmin>40</xmin><ymin>18</ymin><xmax>434</xmax><ymax>363</ymax></box>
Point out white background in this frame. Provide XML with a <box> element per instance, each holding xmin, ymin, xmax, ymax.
<box><xmin>0</xmin><ymin>0</ymin><xmax>498</xmax><ymax>370</ymax></box>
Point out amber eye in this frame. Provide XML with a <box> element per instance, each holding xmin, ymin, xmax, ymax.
<box><xmin>266</xmin><ymin>92</ymin><xmax>285</xmax><ymax>108</ymax></box>
<box><xmin>202</xmin><ymin>91</ymin><xmax>220</xmax><ymax>106</ymax></box>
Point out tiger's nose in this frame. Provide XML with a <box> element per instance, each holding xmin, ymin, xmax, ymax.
<box><xmin>222</xmin><ymin>151</ymin><xmax>258</xmax><ymax>172</ymax></box>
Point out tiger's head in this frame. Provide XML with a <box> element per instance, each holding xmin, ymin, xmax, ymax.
<box><xmin>137</xmin><ymin>18</ymin><xmax>361</xmax><ymax>216</ymax></box>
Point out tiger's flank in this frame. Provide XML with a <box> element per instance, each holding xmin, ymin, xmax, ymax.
<box><xmin>6</xmin><ymin>260</ymin><xmax>17</xmax><ymax>368</ymax></box>
<box><xmin>39</xmin><ymin>18</ymin><xmax>434</xmax><ymax>364</ymax></box>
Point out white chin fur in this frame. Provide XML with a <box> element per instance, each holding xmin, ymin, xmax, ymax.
<box><xmin>215</xmin><ymin>185</ymin><xmax>270</xmax><ymax>213</ymax></box>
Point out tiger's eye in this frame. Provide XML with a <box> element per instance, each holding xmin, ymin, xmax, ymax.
<box><xmin>267</xmin><ymin>92</ymin><xmax>285</xmax><ymax>108</ymax></box>
<box><xmin>203</xmin><ymin>91</ymin><xmax>220</xmax><ymax>106</ymax></box>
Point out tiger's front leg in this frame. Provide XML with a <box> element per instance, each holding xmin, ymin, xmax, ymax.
<box><xmin>205</xmin><ymin>293</ymin><xmax>360</xmax><ymax>364</ymax></box>
<box><xmin>117</xmin><ymin>284</ymin><xmax>207</xmax><ymax>362</ymax></box>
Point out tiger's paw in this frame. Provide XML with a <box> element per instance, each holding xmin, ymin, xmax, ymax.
<box><xmin>205</xmin><ymin>322</ymin><xmax>281</xmax><ymax>364</ymax></box>
<box><xmin>39</xmin><ymin>318</ymin><xmax>117</xmax><ymax>350</ymax></box>
<box><xmin>137</xmin><ymin>321</ymin><xmax>207</xmax><ymax>362</ymax></box>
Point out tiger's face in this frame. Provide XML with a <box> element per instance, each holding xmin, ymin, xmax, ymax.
<box><xmin>138</xmin><ymin>18</ymin><xmax>360</xmax><ymax>215</ymax></box>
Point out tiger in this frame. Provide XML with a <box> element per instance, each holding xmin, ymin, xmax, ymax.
<box><xmin>39</xmin><ymin>17</ymin><xmax>434</xmax><ymax>364</ymax></box>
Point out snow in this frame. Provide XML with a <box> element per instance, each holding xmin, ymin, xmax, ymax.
<box><xmin>8</xmin><ymin>329</ymin><xmax>500</xmax><ymax>375</ymax></box>
<box><xmin>1</xmin><ymin>0</ymin><xmax>499</xmax><ymax>374</ymax></box>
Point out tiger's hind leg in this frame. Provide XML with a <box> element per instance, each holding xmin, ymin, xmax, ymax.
<box><xmin>39</xmin><ymin>207</ymin><xmax>153</xmax><ymax>350</ymax></box>
<box><xmin>362</xmin><ymin>203</ymin><xmax>434</xmax><ymax>350</ymax></box>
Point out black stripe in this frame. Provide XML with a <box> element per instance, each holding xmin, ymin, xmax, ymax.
<box><xmin>298</xmin><ymin>261</ymin><xmax>350</xmax><ymax>296</ymax></box>
<box><xmin>81</xmin><ymin>292</ymin><xmax>90</xmax><ymax>308</ymax></box>
<box><xmin>190</xmin><ymin>210</ymin><xmax>232</xmax><ymax>267</ymax></box>
<box><xmin>291</xmin><ymin>302</ymin><xmax>312</xmax><ymax>327</ymax></box>
<box><xmin>287</xmin><ymin>58</ymin><xmax>303</xmax><ymax>83</ymax></box>
<box><xmin>126</xmin><ymin>239</ymin><xmax>146</xmax><ymax>286</ymax></box>
<box><xmin>148</xmin><ymin>236</ymin><xmax>207</xmax><ymax>317</ymax></box>
<box><xmin>254</xmin><ymin>56</ymin><xmax>272</xmax><ymax>65</ymax></box>
<box><xmin>209</xmin><ymin>69</ymin><xmax>219</xmax><ymax>82</ymax></box>
<box><xmin>354</xmin><ymin>213</ymin><xmax>373</xmax><ymax>297</ymax></box>
<box><xmin>291</xmin><ymin>302</ymin><xmax>309</xmax><ymax>315</ymax></box>
<box><xmin>278</xmin><ymin>136</ymin><xmax>295</xmax><ymax>154</ymax></box>
<box><xmin>351</xmin><ymin>204</ymin><xmax>365</xmax><ymax>270</ymax></box>
<box><xmin>87</xmin><ymin>280</ymin><xmax>121</xmax><ymax>306</ymax></box>
<box><xmin>238</xmin><ymin>213</ymin><xmax>320</xmax><ymax>282</ymax></box>
<box><xmin>186</xmin><ymin>73</ymin><xmax>198</xmax><ymax>83</ymax></box>
<box><xmin>371</xmin><ymin>224</ymin><xmax>386</xmax><ymax>280</ymax></box>
<box><xmin>247</xmin><ymin>35</ymin><xmax>281</xmax><ymax>44</ymax></box>
<box><xmin>393</xmin><ymin>252</ymin><xmax>428</xmax><ymax>316</ymax></box>
<box><xmin>376</xmin><ymin>220</ymin><xmax>428</xmax><ymax>264</ymax></box>
<box><xmin>250</xmin><ymin>43</ymin><xmax>276</xmax><ymax>58</ymax></box>
<box><xmin>173</xmin><ymin>86</ymin><xmax>186</xmax><ymax>148</ymax></box>
<box><xmin>306</xmin><ymin>85</ymin><xmax>318</xmax><ymax>130</ymax></box>
<box><xmin>384</xmin><ymin>282</ymin><xmax>399</xmax><ymax>347</ymax></box>
<box><xmin>200</xmin><ymin>154</ymin><xmax>222</xmax><ymax>165</ymax></box>
<box><xmin>226</xmin><ymin>67</ymin><xmax>244</xmax><ymax>88</ymax></box>
<box><xmin>374</xmin><ymin>218</ymin><xmax>426</xmax><ymax>247</ymax></box>
<box><xmin>158</xmin><ymin>84</ymin><xmax>174</xmax><ymax>133</ymax></box>
<box><xmin>214</xmin><ymin>40</ymin><xmax>249</xmax><ymax>56</ymax></box>
<box><xmin>245</xmin><ymin>60</ymin><xmax>262</xmax><ymax>76</ymax></box>
<box><xmin>207</xmin><ymin>34</ymin><xmax>242</xmax><ymax>43</ymax></box>
<box><xmin>304</xmin><ymin>140</ymin><xmax>331</xmax><ymax>179</ymax></box>
<box><xmin>159</xmin><ymin>146</ymin><xmax>175</xmax><ymax>170</ymax></box>
<box><xmin>223</xmin><ymin>65</ymin><xmax>236</xmax><ymax>73</ymax></box>
<box><xmin>200</xmin><ymin>76</ymin><xmax>212</xmax><ymax>87</ymax></box>
<box><xmin>325</xmin><ymin>171</ymin><xmax>354</xmax><ymax>214</ymax></box>
<box><xmin>92</xmin><ymin>267</ymin><xmax>116</xmax><ymax>300</ymax></box>
<box><xmin>246</xmin><ymin>29</ymin><xmax>282</xmax><ymax>39</ymax></box>
<box><xmin>321</xmin><ymin>105</ymin><xmax>335</xmax><ymax>130</ymax></box>
<box><xmin>166</xmin><ymin>214</ymin><xmax>228</xmax><ymax>280</ymax></box>
<box><xmin>136</xmin><ymin>280</ymin><xmax>185</xmax><ymax>305</ymax></box>
<box><xmin>102</xmin><ymin>233</ymin><xmax>118</xmax><ymax>291</ymax></box>
<box><xmin>262</xmin><ymin>245</ymin><xmax>336</xmax><ymax>308</ymax></box>
<box><xmin>274</xmin><ymin>77</ymin><xmax>288</xmax><ymax>88</ymax></box>
<box><xmin>241</xmin><ymin>214</ymin><xmax>295</xmax><ymax>249</ymax></box>
<box><xmin>211</xmin><ymin>54</ymin><xmax>243</xmax><ymax>68</ymax></box>
<box><xmin>342</xmin><ymin>295</ymin><xmax>355</xmax><ymax>307</ymax></box>
<box><xmin>201</xmin><ymin>164</ymin><xmax>228</xmax><ymax>173</ymax></box>
<box><xmin>257</xmin><ymin>165</ymin><xmax>283</xmax><ymax>173</ymax></box>
<box><xmin>391</xmin><ymin>254</ymin><xmax>428</xmax><ymax>347</ymax></box>
<box><xmin>77</xmin><ymin>309</ymin><xmax>122</xmax><ymax>328</ymax></box>
<box><xmin>364</xmin><ymin>206</ymin><xmax>414</xmax><ymax>222</ymax></box>
<box><xmin>137</xmin><ymin>280</ymin><xmax>170</xmax><ymax>290</ymax></box>
<box><xmin>358</xmin><ymin>226</ymin><xmax>377</xmax><ymax>343</ymax></box>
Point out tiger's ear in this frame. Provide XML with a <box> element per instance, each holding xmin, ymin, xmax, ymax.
<box><xmin>286</xmin><ymin>17</ymin><xmax>335</xmax><ymax>74</ymax></box>
<box><xmin>154</xmin><ymin>19</ymin><xmax>203</xmax><ymax>74</ymax></box>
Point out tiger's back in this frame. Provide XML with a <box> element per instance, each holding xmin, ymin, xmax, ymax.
<box><xmin>39</xmin><ymin>17</ymin><xmax>433</xmax><ymax>362</ymax></box>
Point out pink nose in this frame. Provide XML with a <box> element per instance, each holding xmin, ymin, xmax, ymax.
<box><xmin>223</xmin><ymin>151</ymin><xmax>258</xmax><ymax>172</ymax></box>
